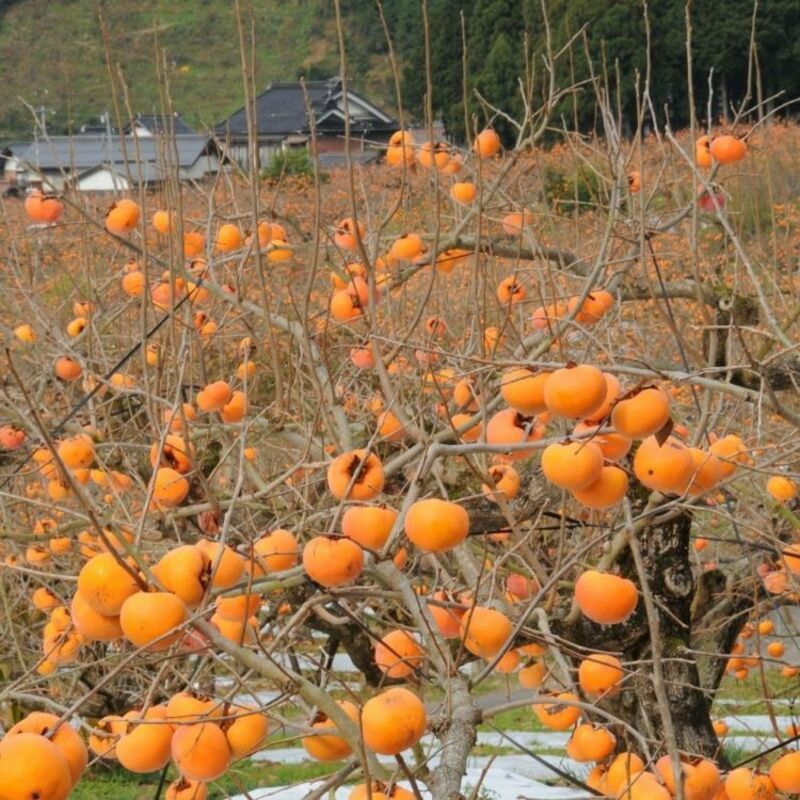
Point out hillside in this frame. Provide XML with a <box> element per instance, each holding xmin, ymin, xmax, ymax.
<box><xmin>0</xmin><ymin>0</ymin><xmax>398</xmax><ymax>138</ymax></box>
<box><xmin>1</xmin><ymin>0</ymin><xmax>798</xmax><ymax>144</ymax></box>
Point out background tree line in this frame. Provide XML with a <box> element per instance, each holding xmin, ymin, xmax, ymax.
<box><xmin>347</xmin><ymin>0</ymin><xmax>800</xmax><ymax>144</ymax></box>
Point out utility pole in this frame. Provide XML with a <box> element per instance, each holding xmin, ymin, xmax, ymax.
<box><xmin>32</xmin><ymin>105</ymin><xmax>53</xmax><ymax>135</ymax></box>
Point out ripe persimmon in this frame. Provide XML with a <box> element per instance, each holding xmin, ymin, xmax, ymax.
<box><xmin>303</xmin><ymin>536</ymin><xmax>364</xmax><ymax>587</ymax></box>
<box><xmin>0</xmin><ymin>732</ymin><xmax>73</xmax><ymax>799</ymax></box>
<box><xmin>572</xmin><ymin>465</ymin><xmax>629</xmax><ymax>509</ymax></box>
<box><xmin>361</xmin><ymin>688</ymin><xmax>426</xmax><ymax>755</ymax></box>
<box><xmin>7</xmin><ymin>711</ymin><xmax>87</xmax><ymax>787</ymax></box>
<box><xmin>500</xmin><ymin>368</ymin><xmax>550</xmax><ymax>415</ymax></box>
<box><xmin>574</xmin><ymin>570</ymin><xmax>638</xmax><ymax>624</ymax></box>
<box><xmin>172</xmin><ymin>722</ymin><xmax>231</xmax><ymax>782</ymax></box>
<box><xmin>451</xmin><ymin>181</ymin><xmax>477</xmax><ymax>203</ymax></box>
<box><xmin>153</xmin><ymin>545</ymin><xmax>209</xmax><ymax>607</ymax></box>
<box><xmin>404</xmin><ymin>498</ymin><xmax>469</xmax><ymax>552</ymax></box>
<box><xmin>544</xmin><ymin>364</ymin><xmax>607</xmax><ymax>419</ymax></box>
<box><xmin>770</xmin><ymin>752</ymin><xmax>800</xmax><ymax>794</ymax></box>
<box><xmin>342</xmin><ymin>505</ymin><xmax>397</xmax><ymax>550</ymax></box>
<box><xmin>459</xmin><ymin>606</ymin><xmax>513</xmax><ymax>658</ymax></box>
<box><xmin>196</xmin><ymin>540</ymin><xmax>245</xmax><ymax>589</ymax></box>
<box><xmin>572</xmin><ymin>421</ymin><xmax>631</xmax><ymax>462</ymax></box>
<box><xmin>25</xmin><ymin>190</ymin><xmax>64</xmax><ymax>224</ymax></box>
<box><xmin>152</xmin><ymin>467</ymin><xmax>190</xmax><ymax>508</ymax></box>
<box><xmin>474</xmin><ymin>128</ymin><xmax>501</xmax><ymax>158</ymax></box>
<box><xmin>496</xmin><ymin>275</ymin><xmax>526</xmax><ymax>305</ymax></box>
<box><xmin>710</xmin><ymin>135</ymin><xmax>747</xmax><ymax>165</ymax></box>
<box><xmin>687</xmin><ymin>448</ymin><xmax>722</xmax><ymax>497</ymax></box>
<box><xmin>375</xmin><ymin>629</ymin><xmax>424</xmax><ymax>678</ymax></box>
<box><xmin>166</xmin><ymin>779</ymin><xmax>208</xmax><ymax>800</ymax></box>
<box><xmin>70</xmin><ymin>589</ymin><xmax>123</xmax><ymax>641</ymax></box>
<box><xmin>567</xmin><ymin>723</ymin><xmax>616</xmax><ymax>762</ymax></box>
<box><xmin>578</xmin><ymin>653</ymin><xmax>624</xmax><ymax>695</ymax></box>
<box><xmin>519</xmin><ymin>659</ymin><xmax>547</xmax><ymax>688</ymax></box>
<box><xmin>105</xmin><ymin>198</ymin><xmax>140</xmax><ymax>236</ymax></box>
<box><xmin>88</xmin><ymin>715</ymin><xmax>126</xmax><ymax>760</ymax></box>
<box><xmin>327</xmin><ymin>449</ymin><xmax>384</xmax><ymax>501</ymax></box>
<box><xmin>115</xmin><ymin>706</ymin><xmax>173</xmax><ymax>774</ymax></box>
<box><xmin>634</xmin><ymin>435</ymin><xmax>694</xmax><ymax>494</ymax></box>
<box><xmin>725</xmin><ymin>768</ymin><xmax>775</xmax><ymax>800</ymax></box>
<box><xmin>611</xmin><ymin>387</ymin><xmax>671</xmax><ymax>439</ymax></box>
<box><xmin>224</xmin><ymin>706</ymin><xmax>270</xmax><ymax>759</ymax></box>
<box><xmin>216</xmin><ymin>223</ymin><xmax>243</xmax><ymax>252</ymax></box>
<box><xmin>427</xmin><ymin>591</ymin><xmax>464</xmax><ymax>638</ymax></box>
<box><xmin>152</xmin><ymin>210</ymin><xmax>173</xmax><ymax>234</ymax></box>
<box><xmin>55</xmin><ymin>356</ymin><xmax>82</xmax><ymax>382</ymax></box>
<box><xmin>767</xmin><ymin>476</ymin><xmax>798</xmax><ymax>503</ymax></box>
<box><xmin>302</xmin><ymin>701</ymin><xmax>359</xmax><ymax>761</ymax></box>
<box><xmin>532</xmin><ymin>692</ymin><xmax>581</xmax><ymax>731</ymax></box>
<box><xmin>334</xmin><ymin>218</ymin><xmax>365</xmax><ymax>250</ymax></box>
<box><xmin>696</xmin><ymin>135</ymin><xmax>713</xmax><ymax>168</ymax></box>
<box><xmin>541</xmin><ymin>441</ymin><xmax>604</xmax><ymax>491</ymax></box>
<box><xmin>251</xmin><ymin>528</ymin><xmax>299</xmax><ymax>574</ymax></box>
<box><xmin>389</xmin><ymin>233</ymin><xmax>424</xmax><ymax>262</ymax></box>
<box><xmin>709</xmin><ymin>434</ymin><xmax>747</xmax><ymax>480</ymax></box>
<box><xmin>149</xmin><ymin>435</ymin><xmax>194</xmax><ymax>474</ymax></box>
<box><xmin>119</xmin><ymin>591</ymin><xmax>187</xmax><ymax>650</ymax></box>
<box><xmin>482</xmin><ymin>463</ymin><xmax>521</xmax><ymax>502</ymax></box>
<box><xmin>196</xmin><ymin>380</ymin><xmax>233</xmax><ymax>413</ymax></box>
<box><xmin>78</xmin><ymin>553</ymin><xmax>139</xmax><ymax>616</ymax></box>
<box><xmin>486</xmin><ymin>408</ymin><xmax>544</xmax><ymax>461</ymax></box>
<box><xmin>166</xmin><ymin>691</ymin><xmax>222</xmax><ymax>724</ymax></box>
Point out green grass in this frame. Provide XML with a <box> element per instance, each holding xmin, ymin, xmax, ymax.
<box><xmin>479</xmin><ymin>705</ymin><xmax>544</xmax><ymax>733</ymax></box>
<box><xmin>712</xmin><ymin>670</ymin><xmax>799</xmax><ymax>715</ymax></box>
<box><xmin>71</xmin><ymin>759</ymin><xmax>340</xmax><ymax>800</ymax></box>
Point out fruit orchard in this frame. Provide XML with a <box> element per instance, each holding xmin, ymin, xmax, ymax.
<box><xmin>1</xmin><ymin>7</ymin><xmax>800</xmax><ymax>800</ymax></box>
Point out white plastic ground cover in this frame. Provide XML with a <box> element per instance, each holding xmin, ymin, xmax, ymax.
<box><xmin>233</xmin><ymin>715</ymin><xmax>793</xmax><ymax>799</ymax></box>
<box><xmin>230</xmin><ymin>761</ymin><xmax>591</xmax><ymax>799</ymax></box>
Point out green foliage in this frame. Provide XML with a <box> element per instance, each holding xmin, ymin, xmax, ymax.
<box><xmin>542</xmin><ymin>163</ymin><xmax>603</xmax><ymax>214</ymax></box>
<box><xmin>1</xmin><ymin>0</ymin><xmax>798</xmax><ymax>144</ymax></box>
<box><xmin>71</xmin><ymin>759</ymin><xmax>340</xmax><ymax>799</ymax></box>
<box><xmin>262</xmin><ymin>148</ymin><xmax>315</xmax><ymax>179</ymax></box>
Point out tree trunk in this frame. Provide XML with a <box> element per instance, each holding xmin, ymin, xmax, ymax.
<box><xmin>556</xmin><ymin>509</ymin><xmax>734</xmax><ymax>765</ymax></box>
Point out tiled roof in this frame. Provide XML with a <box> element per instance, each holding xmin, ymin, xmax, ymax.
<box><xmin>216</xmin><ymin>78</ymin><xmax>396</xmax><ymax>138</ymax></box>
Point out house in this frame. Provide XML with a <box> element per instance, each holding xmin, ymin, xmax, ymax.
<box><xmin>15</xmin><ymin>132</ymin><xmax>221</xmax><ymax>192</ymax></box>
<box><xmin>125</xmin><ymin>113</ymin><xmax>195</xmax><ymax>137</ymax></box>
<box><xmin>215</xmin><ymin>77</ymin><xmax>397</xmax><ymax>169</ymax></box>
<box><xmin>0</xmin><ymin>142</ymin><xmax>31</xmax><ymax>190</ymax></box>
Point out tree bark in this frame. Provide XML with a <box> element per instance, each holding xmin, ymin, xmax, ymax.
<box><xmin>555</xmin><ymin>510</ymin><xmax>731</xmax><ymax>763</ymax></box>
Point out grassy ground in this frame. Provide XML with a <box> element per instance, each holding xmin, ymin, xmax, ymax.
<box><xmin>72</xmin><ymin>760</ymin><xmax>340</xmax><ymax>800</ymax></box>
<box><xmin>713</xmin><ymin>671</ymin><xmax>799</xmax><ymax>715</ymax></box>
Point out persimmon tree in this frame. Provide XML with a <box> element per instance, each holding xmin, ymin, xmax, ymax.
<box><xmin>0</xmin><ymin>3</ymin><xmax>799</xmax><ymax>800</ymax></box>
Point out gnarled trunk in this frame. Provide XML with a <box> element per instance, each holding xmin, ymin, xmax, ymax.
<box><xmin>556</xmin><ymin>509</ymin><xmax>746</xmax><ymax>765</ymax></box>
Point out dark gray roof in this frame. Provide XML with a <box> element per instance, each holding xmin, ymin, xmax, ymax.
<box><xmin>0</xmin><ymin>141</ymin><xmax>31</xmax><ymax>155</ymax></box>
<box><xmin>318</xmin><ymin>151</ymin><xmax>379</xmax><ymax>168</ymax></box>
<box><xmin>215</xmin><ymin>78</ymin><xmax>396</xmax><ymax>139</ymax></box>
<box><xmin>127</xmin><ymin>114</ymin><xmax>195</xmax><ymax>135</ymax></box>
<box><xmin>18</xmin><ymin>134</ymin><xmax>214</xmax><ymax>172</ymax></box>
<box><xmin>75</xmin><ymin>161</ymin><xmax>168</xmax><ymax>184</ymax></box>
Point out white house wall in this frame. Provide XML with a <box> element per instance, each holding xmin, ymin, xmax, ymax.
<box><xmin>225</xmin><ymin>143</ymin><xmax>282</xmax><ymax>170</ymax></box>
<box><xmin>179</xmin><ymin>154</ymin><xmax>220</xmax><ymax>180</ymax></box>
<box><xmin>75</xmin><ymin>168</ymin><xmax>130</xmax><ymax>192</ymax></box>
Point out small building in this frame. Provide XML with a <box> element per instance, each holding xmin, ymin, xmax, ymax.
<box><xmin>0</xmin><ymin>142</ymin><xmax>30</xmax><ymax>191</ymax></box>
<box><xmin>215</xmin><ymin>77</ymin><xmax>397</xmax><ymax>169</ymax></box>
<box><xmin>15</xmin><ymin>132</ymin><xmax>221</xmax><ymax>192</ymax></box>
<box><xmin>124</xmin><ymin>113</ymin><xmax>195</xmax><ymax>137</ymax></box>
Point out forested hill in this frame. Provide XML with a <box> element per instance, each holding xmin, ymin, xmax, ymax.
<box><xmin>0</xmin><ymin>0</ymin><xmax>796</xmax><ymax>141</ymax></box>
